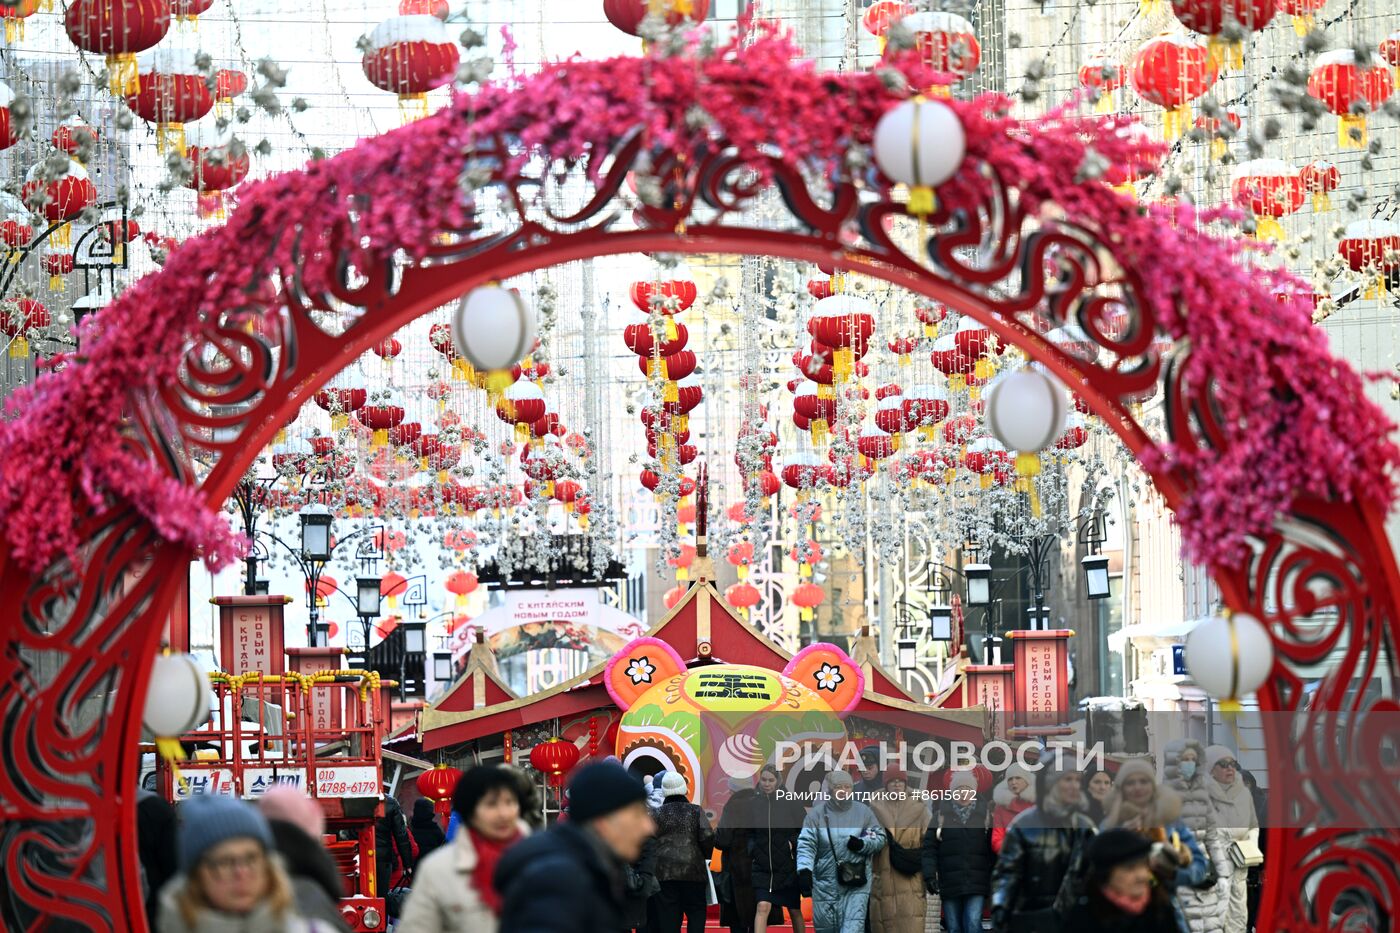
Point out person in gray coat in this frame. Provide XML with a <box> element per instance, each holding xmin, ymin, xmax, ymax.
<box><xmin>797</xmin><ymin>770</ymin><xmax>886</xmax><ymax>933</ymax></box>
<box><xmin>1164</xmin><ymin>739</ymin><xmax>1228</xmax><ymax>933</ymax></box>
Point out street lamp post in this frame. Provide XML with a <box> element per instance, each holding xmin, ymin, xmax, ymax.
<box><xmin>299</xmin><ymin>506</ymin><xmax>334</xmax><ymax>647</ymax></box>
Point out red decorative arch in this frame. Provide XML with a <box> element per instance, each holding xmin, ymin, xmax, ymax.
<box><xmin>1</xmin><ymin>31</ymin><xmax>1397</xmax><ymax>931</ymax></box>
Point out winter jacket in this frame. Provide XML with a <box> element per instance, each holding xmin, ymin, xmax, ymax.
<box><xmin>397</xmin><ymin>821</ymin><xmax>529</xmax><ymax>933</ymax></box>
<box><xmin>265</xmin><ymin>819</ymin><xmax>352</xmax><ymax>932</ymax></box>
<box><xmin>797</xmin><ymin>797</ymin><xmax>887</xmax><ymax>933</ymax></box>
<box><xmin>922</xmin><ymin>797</ymin><xmax>994</xmax><ymax>900</ymax></box>
<box><xmin>715</xmin><ymin>788</ymin><xmax>758</xmax><ymax>928</ymax></box>
<box><xmin>154</xmin><ymin>874</ymin><xmax>319</xmax><ymax>933</ymax></box>
<box><xmin>138</xmin><ymin>789</ymin><xmax>180</xmax><ymax>924</ymax></box>
<box><xmin>496</xmin><ymin>820</ymin><xmax>629</xmax><ymax>933</ymax></box>
<box><xmin>868</xmin><ymin>793</ymin><xmax>930</xmax><ymax>933</ymax></box>
<box><xmin>623</xmin><ymin>834</ymin><xmax>661</xmax><ymax>930</ymax></box>
<box><xmin>748</xmin><ymin>790</ymin><xmax>805</xmax><ymax>891</ymax></box>
<box><xmin>653</xmin><ymin>794</ymin><xmax>715</xmax><ymax>884</ymax></box>
<box><xmin>376</xmin><ymin>795</ymin><xmax>416</xmax><ymax>887</ymax></box>
<box><xmin>990</xmin><ymin>778</ymin><xmax>1035</xmax><ymax>854</ymax></box>
<box><xmin>988</xmin><ymin>802</ymin><xmax>1096</xmax><ymax>924</ymax></box>
<box><xmin>1061</xmin><ymin>888</ymin><xmax>1184</xmax><ymax>933</ymax></box>
<box><xmin>1101</xmin><ymin>786</ymin><xmax>1212</xmax><ymax>891</ymax></box>
<box><xmin>410</xmin><ymin>798</ymin><xmax>448</xmax><ymax>860</ymax></box>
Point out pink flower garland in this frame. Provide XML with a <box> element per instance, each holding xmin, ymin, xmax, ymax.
<box><xmin>0</xmin><ymin>24</ymin><xmax>1393</xmax><ymax>576</ymax></box>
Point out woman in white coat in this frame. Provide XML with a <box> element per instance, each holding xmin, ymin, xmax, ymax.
<box><xmin>1204</xmin><ymin>746</ymin><xmax>1259</xmax><ymax>933</ymax></box>
<box><xmin>1164</xmin><ymin>739</ymin><xmax>1228</xmax><ymax>933</ymax></box>
<box><xmin>397</xmin><ymin>765</ymin><xmax>529</xmax><ymax>933</ymax></box>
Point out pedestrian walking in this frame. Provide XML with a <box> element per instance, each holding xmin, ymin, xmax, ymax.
<box><xmin>868</xmin><ymin>769</ymin><xmax>930</xmax><ymax>933</ymax></box>
<box><xmin>137</xmin><ymin>787</ymin><xmax>179</xmax><ymax>926</ymax></box>
<box><xmin>1204</xmin><ymin>747</ymin><xmax>1260</xmax><ymax>933</ymax></box>
<box><xmin>922</xmin><ymin>770</ymin><xmax>994</xmax><ymax>933</ymax></box>
<box><xmin>715</xmin><ymin>775</ymin><xmax>759</xmax><ymax>933</ymax></box>
<box><xmin>1061</xmin><ymin>829</ymin><xmax>1185</xmax><ymax>933</ymax></box>
<box><xmin>653</xmin><ymin>771</ymin><xmax>715</xmax><ymax>933</ymax></box>
<box><xmin>410</xmin><ymin>797</ymin><xmax>448</xmax><ymax>860</ymax></box>
<box><xmin>156</xmin><ymin>794</ymin><xmax>319</xmax><ymax>933</ymax></box>
<box><xmin>623</xmin><ymin>833</ymin><xmax>661</xmax><ymax>933</ymax></box>
<box><xmin>496</xmin><ymin>761</ymin><xmax>656</xmax><ymax>933</ymax></box>
<box><xmin>1082</xmin><ymin>767</ymin><xmax>1113</xmax><ymax>826</ymax></box>
<box><xmin>749</xmin><ymin>765</ymin><xmax>805</xmax><ymax>933</ymax></box>
<box><xmin>990</xmin><ymin>763</ymin><xmax>1035</xmax><ymax>854</ymax></box>
<box><xmin>1165</xmin><ymin>740</ymin><xmax>1229</xmax><ymax>933</ymax></box>
<box><xmin>258</xmin><ymin>785</ymin><xmax>352</xmax><ymax>930</ymax></box>
<box><xmin>988</xmin><ymin>751</ymin><xmax>1097</xmax><ymax>932</ymax></box>
<box><xmin>797</xmin><ymin>770</ymin><xmax>886</xmax><ymax>933</ymax></box>
<box><xmin>396</xmin><ymin>764</ymin><xmax>529</xmax><ymax>933</ymax></box>
<box><xmin>854</xmin><ymin>748</ymin><xmax>885</xmax><ymax>796</ymax></box>
<box><xmin>376</xmin><ymin>786</ymin><xmax>416</xmax><ymax>894</ymax></box>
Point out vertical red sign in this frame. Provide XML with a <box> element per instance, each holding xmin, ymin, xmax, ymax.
<box><xmin>1008</xmin><ymin>629</ymin><xmax>1073</xmax><ymax>736</ymax></box>
<box><xmin>964</xmin><ymin>663</ymin><xmax>1015</xmax><ymax>739</ymax></box>
<box><xmin>214</xmin><ymin>596</ymin><xmax>291</xmax><ymax>676</ymax></box>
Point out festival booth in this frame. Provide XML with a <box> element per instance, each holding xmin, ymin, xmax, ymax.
<box><xmin>418</xmin><ymin>567</ymin><xmax>987</xmax><ymax>818</ymax></box>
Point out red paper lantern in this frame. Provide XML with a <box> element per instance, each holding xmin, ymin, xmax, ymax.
<box><xmin>1231</xmin><ymin>159</ymin><xmax>1304</xmax><ymax>239</ymax></box>
<box><xmin>214</xmin><ymin>69</ymin><xmax>248</xmax><ymax>104</ymax></box>
<box><xmin>1129</xmin><ymin>34</ymin><xmax>1219</xmax><ymax>139</ymax></box>
<box><xmin>629</xmin><ymin>279</ymin><xmax>698</xmax><ymax>314</ymax></box>
<box><xmin>856</xmin><ymin>428</ymin><xmax>898</xmax><ymax>462</ymax></box>
<box><xmin>362</xmin><ymin>15</ymin><xmax>461</xmax><ymax>98</ymax></box>
<box><xmin>623</xmin><ymin>321</ymin><xmax>688</xmax><ymax>357</ymax></box>
<box><xmin>172</xmin><ymin>0</ymin><xmax>214</xmax><ymax>21</ymax></box>
<box><xmin>20</xmin><ymin>163</ymin><xmax>97</xmax><ymax>245</ymax></box>
<box><xmin>603</xmin><ymin>0</ymin><xmax>709</xmax><ymax>37</ymax></box>
<box><xmin>638</xmin><ymin>349</ymin><xmax>697</xmax><ymax>382</ymax></box>
<box><xmin>417</xmin><ymin>763</ymin><xmax>462</xmax><ymax>818</ymax></box>
<box><xmin>51</xmin><ymin>116</ymin><xmax>97</xmax><ymax>156</ymax></box>
<box><xmin>862</xmin><ymin>1</ymin><xmax>913</xmax><ymax>37</ymax></box>
<box><xmin>899</xmin><ymin>11</ymin><xmax>981</xmax><ymax>83</ymax></box>
<box><xmin>1078</xmin><ymin>56</ymin><xmax>1125</xmax><ymax>112</ymax></box>
<box><xmin>1381</xmin><ymin>31</ymin><xmax>1400</xmax><ymax>69</ymax></box>
<box><xmin>41</xmin><ymin>253</ymin><xmax>74</xmax><ymax>291</ymax></box>
<box><xmin>445</xmin><ymin>570</ymin><xmax>478</xmax><ymax>608</ymax></box>
<box><xmin>1307</xmin><ymin>50</ymin><xmax>1395</xmax><ymax>149</ymax></box>
<box><xmin>186</xmin><ymin>139</ymin><xmax>251</xmax><ymax>193</ymax></box>
<box><xmin>399</xmin><ymin>0</ymin><xmax>449</xmax><ymax>17</ymax></box>
<box><xmin>1</xmin><ymin>0</ymin><xmax>38</xmax><ymax>44</ymax></box>
<box><xmin>532</xmin><ymin>737</ymin><xmax>581</xmax><ymax>788</ymax></box>
<box><xmin>373</xmin><ymin>337</ymin><xmax>402</xmax><ymax>362</ymax></box>
<box><xmin>1</xmin><ymin>297</ymin><xmax>51</xmax><ymax>357</ymax></box>
<box><xmin>65</xmin><ymin>0</ymin><xmax>172</xmax><ymax>95</ymax></box>
<box><xmin>664</xmin><ymin>585</ymin><xmax>687</xmax><ymax>609</ymax></box>
<box><xmin>725</xmin><ymin>581</ymin><xmax>761</xmax><ymax>610</ymax></box>
<box><xmin>1276</xmin><ymin>0</ymin><xmax>1327</xmax><ymax>35</ymax></box>
<box><xmin>1337</xmin><ymin>220</ymin><xmax>1400</xmax><ymax>273</ymax></box>
<box><xmin>1300</xmin><ymin>160</ymin><xmax>1340</xmax><ymax>211</ymax></box>
<box><xmin>1169</xmin><ymin>0</ymin><xmax>1275</xmax><ymax>38</ymax></box>
<box><xmin>790</xmin><ymin>581</ymin><xmax>826</xmax><ymax>620</ymax></box>
<box><xmin>782</xmin><ymin>456</ymin><xmax>826</xmax><ymax>491</ymax></box>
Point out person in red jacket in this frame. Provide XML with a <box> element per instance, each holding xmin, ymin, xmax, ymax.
<box><xmin>990</xmin><ymin>764</ymin><xmax>1035</xmax><ymax>854</ymax></box>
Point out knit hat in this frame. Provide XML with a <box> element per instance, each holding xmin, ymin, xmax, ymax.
<box><xmin>1003</xmin><ymin>763</ymin><xmax>1033</xmax><ymax>785</ymax></box>
<box><xmin>1115</xmin><ymin>758</ymin><xmax>1156</xmax><ymax>788</ymax></box>
<box><xmin>1204</xmin><ymin>745</ymin><xmax>1239</xmax><ymax>773</ymax></box>
<box><xmin>1035</xmin><ymin>749</ymin><xmax>1080</xmax><ymax>804</ymax></box>
<box><xmin>258</xmin><ymin>785</ymin><xmax>325</xmax><ymax>840</ymax></box>
<box><xmin>566</xmin><ymin>761</ymin><xmax>648</xmax><ymax>823</ymax></box>
<box><xmin>859</xmin><ymin>746</ymin><xmax>882</xmax><ymax>764</ymax></box>
<box><xmin>826</xmin><ymin>769</ymin><xmax>855</xmax><ymax>789</ymax></box>
<box><xmin>1087</xmin><ymin>828</ymin><xmax>1153</xmax><ymax>872</ymax></box>
<box><xmin>949</xmin><ymin>769</ymin><xmax>979</xmax><ymax>792</ymax></box>
<box><xmin>661</xmin><ymin>771</ymin><xmax>689</xmax><ymax>798</ymax></box>
<box><xmin>178</xmin><ymin>794</ymin><xmax>274</xmax><ymax>875</ymax></box>
<box><xmin>884</xmin><ymin>767</ymin><xmax>909</xmax><ymax>785</ymax></box>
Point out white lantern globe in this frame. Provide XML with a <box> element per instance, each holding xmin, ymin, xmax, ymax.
<box><xmin>142</xmin><ymin>652</ymin><xmax>212</xmax><ymax>739</ymax></box>
<box><xmin>984</xmin><ymin>367</ymin><xmax>1069</xmax><ymax>453</ymax></box>
<box><xmin>1184</xmin><ymin>612</ymin><xmax>1274</xmax><ymax>702</ymax></box>
<box><xmin>452</xmin><ymin>285</ymin><xmax>537</xmax><ymax>372</ymax></box>
<box><xmin>872</xmin><ymin>97</ymin><xmax>967</xmax><ymax>212</ymax></box>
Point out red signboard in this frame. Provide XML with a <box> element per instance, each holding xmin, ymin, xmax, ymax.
<box><xmin>214</xmin><ymin>596</ymin><xmax>291</xmax><ymax>677</ymax></box>
<box><xmin>1007</xmin><ymin>629</ymin><xmax>1073</xmax><ymax>736</ymax></box>
<box><xmin>963</xmin><ymin>664</ymin><xmax>1015</xmax><ymax>738</ymax></box>
<box><xmin>286</xmin><ymin>646</ymin><xmax>346</xmax><ymax>734</ymax></box>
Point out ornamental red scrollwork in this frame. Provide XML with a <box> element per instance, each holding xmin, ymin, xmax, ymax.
<box><xmin>0</xmin><ymin>119</ymin><xmax>1395</xmax><ymax>933</ymax></box>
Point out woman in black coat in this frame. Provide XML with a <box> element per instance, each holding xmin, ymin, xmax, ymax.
<box><xmin>747</xmin><ymin>766</ymin><xmax>806</xmax><ymax>933</ymax></box>
<box><xmin>921</xmin><ymin>777</ymin><xmax>994</xmax><ymax>933</ymax></box>
<box><xmin>409</xmin><ymin>797</ymin><xmax>447</xmax><ymax>860</ymax></box>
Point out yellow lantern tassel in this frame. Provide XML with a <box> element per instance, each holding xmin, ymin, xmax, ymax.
<box><xmin>801</xmin><ymin>607</ymin><xmax>814</xmax><ymax>621</ymax></box>
<box><xmin>156</xmin><ymin>122</ymin><xmax>186</xmax><ymax>155</ymax></box>
<box><xmin>831</xmin><ymin>272</ymin><xmax>846</xmax><ymax>294</ymax></box>
<box><xmin>5</xmin><ymin>17</ymin><xmax>20</xmax><ymax>43</ymax></box>
<box><xmin>948</xmin><ymin>374</ymin><xmax>966</xmax><ymax>394</ymax></box>
<box><xmin>663</xmin><ymin>317</ymin><xmax>678</xmax><ymax>341</ymax></box>
<box><xmin>1312</xmin><ymin>192</ymin><xmax>1332</xmax><ymax>212</ymax></box>
<box><xmin>9</xmin><ymin>335</ymin><xmax>29</xmax><ymax>358</ymax></box>
<box><xmin>1015</xmin><ymin>452</ymin><xmax>1042</xmax><ymax>517</ymax></box>
<box><xmin>922</xmin><ymin>323</ymin><xmax>935</xmax><ymax>339</ymax></box>
<box><xmin>737</xmin><ymin>565</ymin><xmax>748</xmax><ymax>581</ymax></box>
<box><xmin>676</xmin><ymin>566</ymin><xmax>689</xmax><ymax>582</ymax></box>
<box><xmin>927</xmin><ymin>85</ymin><xmax>952</xmax><ymax>99</ymax></box>
<box><xmin>455</xmin><ymin>593</ymin><xmax>467</xmax><ymax>609</ymax></box>
<box><xmin>1139</xmin><ymin>0</ymin><xmax>1165</xmax><ymax>12</ymax></box>
<box><xmin>1211</xmin><ymin>138</ymin><xmax>1227</xmax><ymax>161</ymax></box>
<box><xmin>1163</xmin><ymin>105</ymin><xmax>1191</xmax><ymax>141</ymax></box>
<box><xmin>331</xmin><ymin>413</ymin><xmax>348</xmax><ymax>432</ymax></box>
<box><xmin>907</xmin><ymin>184</ymin><xmax>936</xmax><ymax>216</ymax></box>
<box><xmin>799</xmin><ymin>562</ymin><xmax>812</xmax><ymax>579</ymax></box>
<box><xmin>484</xmin><ymin>369</ymin><xmax>515</xmax><ymax>394</ymax></box>
<box><xmin>898</xmin><ymin>353</ymin><xmax>910</xmax><ymax>366</ymax></box>
<box><xmin>397</xmin><ymin>93</ymin><xmax>430</xmax><ymax>124</ymax></box>
<box><xmin>1290</xmin><ymin>14</ymin><xmax>1313</xmax><ymax>36</ymax></box>
<box><xmin>52</xmin><ymin>223</ymin><xmax>71</xmax><ymax>248</ymax></box>
<box><xmin>1363</xmin><ymin>274</ymin><xmax>1387</xmax><ymax>301</ymax></box>
<box><xmin>1207</xmin><ymin>37</ymin><xmax>1244</xmax><ymax>72</ymax></box>
<box><xmin>578</xmin><ymin>513</ymin><xmax>590</xmax><ymax>530</ymax></box>
<box><xmin>437</xmin><ymin>469</ymin><xmax>449</xmax><ymax>484</ymax></box>
<box><xmin>973</xmin><ymin>357</ymin><xmax>995</xmax><ymax>381</ymax></box>
<box><xmin>663</xmin><ymin>380</ymin><xmax>679</xmax><ymax>404</ymax></box>
<box><xmin>372</xmin><ymin>429</ymin><xmax>388</xmax><ymax>448</ymax></box>
<box><xmin>919</xmin><ymin>426</ymin><xmax>936</xmax><ymax>442</ymax></box>
<box><xmin>811</xmin><ymin>418</ymin><xmax>829</xmax><ymax>446</ymax></box>
<box><xmin>833</xmin><ymin>348</ymin><xmax>854</xmax><ymax>382</ymax></box>
<box><xmin>1338</xmin><ymin>114</ymin><xmax>1367</xmax><ymax>149</ymax></box>
<box><xmin>514</xmin><ymin>422</ymin><xmax>529</xmax><ymax>443</ymax></box>
<box><xmin>451</xmin><ymin>358</ymin><xmax>474</xmax><ymax>381</ymax></box>
<box><xmin>155</xmin><ymin>736</ymin><xmax>191</xmax><ymax>795</ymax></box>
<box><xmin>1094</xmin><ymin>89</ymin><xmax>1115</xmax><ymax>114</ymax></box>
<box><xmin>979</xmin><ymin>473</ymin><xmax>993</xmax><ymax>490</ymax></box>
<box><xmin>1113</xmin><ymin>182</ymin><xmax>1138</xmax><ymax>200</ymax></box>
<box><xmin>48</xmin><ymin>274</ymin><xmax>62</xmax><ymax>291</ymax></box>
<box><xmin>107</xmin><ymin>53</ymin><xmax>140</xmax><ymax>96</ymax></box>
<box><xmin>675</xmin><ymin>415</ymin><xmax>688</xmax><ymax>434</ymax></box>
<box><xmin>817</xmin><ymin>383</ymin><xmax>835</xmax><ymax>400</ymax></box>
<box><xmin>544</xmin><ymin>481</ymin><xmax>555</xmax><ymax>498</ymax></box>
<box><xmin>1254</xmin><ymin>216</ymin><xmax>1285</xmax><ymax>241</ymax></box>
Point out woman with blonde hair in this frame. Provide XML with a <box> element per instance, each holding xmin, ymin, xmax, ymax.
<box><xmin>867</xmin><ymin>769</ymin><xmax>930</xmax><ymax>933</ymax></box>
<box><xmin>157</xmin><ymin>794</ymin><xmax>319</xmax><ymax>933</ymax></box>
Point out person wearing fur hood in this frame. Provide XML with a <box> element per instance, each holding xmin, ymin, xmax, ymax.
<box><xmin>1164</xmin><ymin>740</ymin><xmax>1230</xmax><ymax>933</ymax></box>
<box><xmin>990</xmin><ymin>763</ymin><xmax>1035</xmax><ymax>854</ymax></box>
<box><xmin>1101</xmin><ymin>759</ymin><xmax>1212</xmax><ymax>933</ymax></box>
<box><xmin>1203</xmin><ymin>746</ymin><xmax>1259</xmax><ymax>933</ymax></box>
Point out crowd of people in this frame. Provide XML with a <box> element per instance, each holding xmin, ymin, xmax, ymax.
<box><xmin>135</xmin><ymin>741</ymin><xmax>1265</xmax><ymax>933</ymax></box>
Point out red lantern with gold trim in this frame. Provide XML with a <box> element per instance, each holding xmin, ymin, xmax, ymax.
<box><xmin>65</xmin><ymin>0</ymin><xmax>172</xmax><ymax>96</ymax></box>
<box><xmin>417</xmin><ymin>764</ymin><xmax>462</xmax><ymax>820</ymax></box>
<box><xmin>530</xmin><ymin>737</ymin><xmax>581</xmax><ymax>789</ymax></box>
<box><xmin>1308</xmin><ymin>49</ymin><xmax>1395</xmax><ymax>150</ymax></box>
<box><xmin>1129</xmin><ymin>34</ymin><xmax>1219</xmax><ymax>139</ymax></box>
<box><xmin>603</xmin><ymin>0</ymin><xmax>709</xmax><ymax>37</ymax></box>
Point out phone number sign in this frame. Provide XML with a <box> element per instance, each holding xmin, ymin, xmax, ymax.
<box><xmin>316</xmin><ymin>766</ymin><xmax>380</xmax><ymax>798</ymax></box>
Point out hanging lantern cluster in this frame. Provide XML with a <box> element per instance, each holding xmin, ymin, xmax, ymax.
<box><xmin>65</xmin><ymin>0</ymin><xmax>173</xmax><ymax>96</ymax></box>
<box><xmin>125</xmin><ymin>46</ymin><xmax>214</xmax><ymax>153</ymax></box>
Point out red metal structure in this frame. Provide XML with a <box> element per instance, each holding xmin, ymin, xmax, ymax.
<box><xmin>0</xmin><ymin>58</ymin><xmax>1397</xmax><ymax>933</ymax></box>
<box><xmin>155</xmin><ymin>671</ymin><xmax>390</xmax><ymax>931</ymax></box>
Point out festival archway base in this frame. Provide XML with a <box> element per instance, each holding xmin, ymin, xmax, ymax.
<box><xmin>1</xmin><ymin>29</ymin><xmax>1397</xmax><ymax>932</ymax></box>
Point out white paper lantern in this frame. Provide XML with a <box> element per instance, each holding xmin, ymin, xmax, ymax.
<box><xmin>872</xmin><ymin>97</ymin><xmax>967</xmax><ymax>214</ymax></box>
<box><xmin>142</xmin><ymin>652</ymin><xmax>213</xmax><ymax>738</ymax></box>
<box><xmin>1184</xmin><ymin>612</ymin><xmax>1274</xmax><ymax>703</ymax></box>
<box><xmin>984</xmin><ymin>368</ymin><xmax>1069</xmax><ymax>453</ymax></box>
<box><xmin>451</xmin><ymin>285</ymin><xmax>537</xmax><ymax>372</ymax></box>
